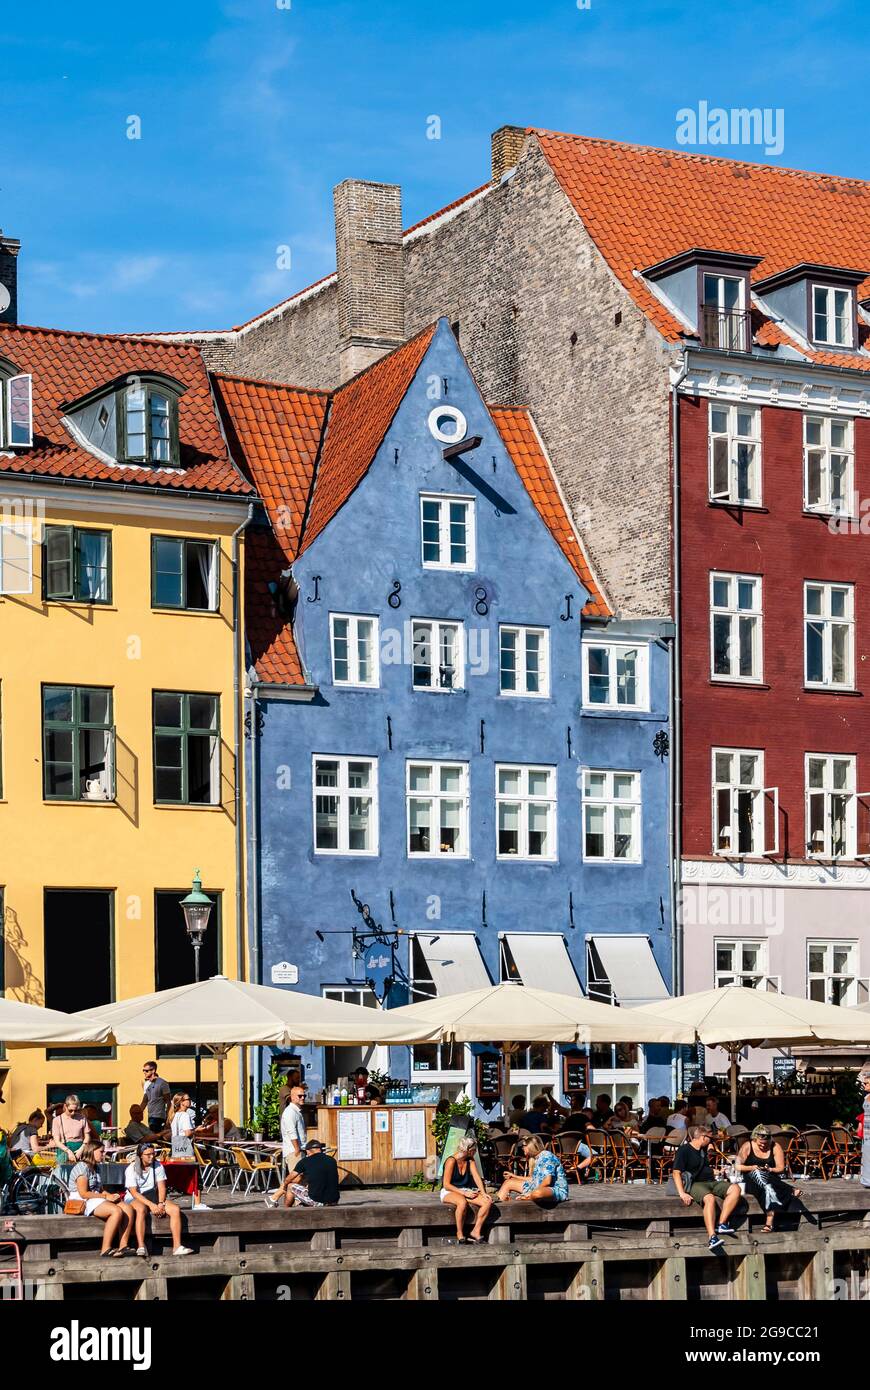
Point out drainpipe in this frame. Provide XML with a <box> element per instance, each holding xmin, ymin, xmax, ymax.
<box><xmin>231</xmin><ymin>504</ymin><xmax>254</xmax><ymax>1123</ymax></box>
<box><xmin>670</xmin><ymin>352</ymin><xmax>689</xmax><ymax>1095</ymax></box>
<box><xmin>248</xmin><ymin>678</ymin><xmax>262</xmax><ymax>1099</ymax></box>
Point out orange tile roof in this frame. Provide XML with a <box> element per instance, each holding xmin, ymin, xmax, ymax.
<box><xmin>0</xmin><ymin>322</ymin><xmax>251</xmax><ymax>494</ymax></box>
<box><xmin>212</xmin><ymin>373</ymin><xmax>329</xmax><ymax>561</ymax></box>
<box><xmin>491</xmin><ymin>405</ymin><xmax>610</xmax><ymax>618</ymax></box>
<box><xmin>299</xmin><ymin>323</ymin><xmax>437</xmax><ymax>552</ymax></box>
<box><xmin>534</xmin><ymin>130</ymin><xmax>870</xmax><ymax>369</ymax></box>
<box><xmin>244</xmin><ymin>527</ymin><xmax>306</xmax><ymax>685</ymax></box>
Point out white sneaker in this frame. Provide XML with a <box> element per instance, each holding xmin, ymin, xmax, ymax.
<box><xmin>173</xmin><ymin>1245</ymin><xmax>194</xmax><ymax>1257</ymax></box>
<box><xmin>191</xmin><ymin>1203</ymin><xmax>212</xmax><ymax>1211</ymax></box>
<box><xmin>263</xmin><ymin>1193</ymin><xmax>278</xmax><ymax>1208</ymax></box>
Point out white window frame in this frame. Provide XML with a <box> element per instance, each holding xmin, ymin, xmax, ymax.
<box><xmin>0</xmin><ymin>518</ymin><xmax>33</xmax><ymax>595</ymax></box>
<box><xmin>498</xmin><ymin>625</ymin><xmax>550</xmax><ymax>698</ymax></box>
<box><xmin>312</xmin><ymin>755</ymin><xmax>378</xmax><ymax>857</ymax></box>
<box><xmin>712</xmin><ymin>748</ymin><xmax>777</xmax><ymax>857</ymax></box>
<box><xmin>804</xmin><ymin>581</ymin><xmax>854</xmax><ymax>690</ymax></box>
<box><xmin>714</xmin><ymin>938</ymin><xmax>771</xmax><ymax>989</ymax></box>
<box><xmin>581</xmin><ymin>769</ymin><xmax>642</xmax><ymax>864</ymax></box>
<box><xmin>803</xmin><ymin>415</ymin><xmax>854</xmax><ymax>516</ymax></box>
<box><xmin>2</xmin><ymin>373</ymin><xmax>33</xmax><ymax>449</ymax></box>
<box><xmin>708</xmin><ymin>403</ymin><xmax>761</xmax><ymax>506</ymax></box>
<box><xmin>812</xmin><ymin>284</ymin><xmax>853</xmax><ymax>348</ymax></box>
<box><xmin>805</xmin><ymin>753</ymin><xmax>867</xmax><ymax>861</ymax></box>
<box><xmin>329</xmin><ymin>613</ymin><xmax>380</xmax><ymax>689</ymax></box>
<box><xmin>419</xmin><ymin>493</ymin><xmax>475</xmax><ymax>571</ymax></box>
<box><xmin>406</xmin><ymin>760</ymin><xmax>469</xmax><ymax>859</ymax></box>
<box><xmin>582</xmin><ymin>638</ymin><xmax>649</xmax><ymax>711</ymax></box>
<box><xmin>495</xmin><ymin>764</ymin><xmax>558</xmax><ymax>862</ymax></box>
<box><xmin>408</xmin><ymin>937</ymin><xmax>471</xmax><ymax>1078</ymax></box>
<box><xmin>710</xmin><ymin>572</ymin><xmax>762</xmax><ymax>683</ymax></box>
<box><xmin>410</xmin><ymin>618</ymin><xmax>465</xmax><ymax>693</ymax></box>
<box><xmin>806</xmin><ymin>940</ymin><xmax>864</xmax><ymax>1007</ymax></box>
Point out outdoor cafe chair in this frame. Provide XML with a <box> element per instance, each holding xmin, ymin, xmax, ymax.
<box><xmin>554</xmin><ymin>1131</ymin><xmax>588</xmax><ymax>1183</ymax></box>
<box><xmin>584</xmin><ymin>1128</ymin><xmax>611</xmax><ymax>1183</ymax></box>
<box><xmin>489</xmin><ymin>1135</ymin><xmax>521</xmax><ymax>1182</ymax></box>
<box><xmin>607</xmin><ymin>1129</ymin><xmax>650</xmax><ymax>1184</ymax></box>
<box><xmin>653</xmin><ymin>1132</ymin><xmax>684</xmax><ymax>1185</ymax></box>
<box><xmin>230</xmin><ymin>1145</ymin><xmax>279</xmax><ymax>1195</ymax></box>
<box><xmin>792</xmin><ymin>1130</ymin><xmax>833</xmax><ymax>1181</ymax></box>
<box><xmin>829</xmin><ymin>1125</ymin><xmax>860</xmax><ymax>1178</ymax></box>
<box><xmin>193</xmin><ymin>1142</ymin><xmax>230</xmax><ymax>1193</ymax></box>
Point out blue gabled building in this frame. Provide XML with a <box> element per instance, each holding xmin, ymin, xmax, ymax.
<box><xmin>216</xmin><ymin>318</ymin><xmax>674</xmax><ymax>1109</ymax></box>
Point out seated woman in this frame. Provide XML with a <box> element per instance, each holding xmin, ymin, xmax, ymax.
<box><xmin>440</xmin><ymin>1136</ymin><xmax>493</xmax><ymax>1243</ymax></box>
<box><xmin>497</xmin><ymin>1135</ymin><xmax>569</xmax><ymax>1205</ymax></box>
<box><xmin>124</xmin><ymin>1142</ymin><xmax>193</xmax><ymax>1257</ymax></box>
<box><xmin>67</xmin><ymin>1141</ymin><xmax>134</xmax><ymax>1258</ymax></box>
<box><xmin>51</xmin><ymin>1094</ymin><xmax>96</xmax><ymax>1163</ymax></box>
<box><xmin>735</xmin><ymin>1126</ymin><xmax>800</xmax><ymax>1234</ymax></box>
<box><xmin>605</xmin><ymin>1101</ymin><xmax>635</xmax><ymax>1132</ymax></box>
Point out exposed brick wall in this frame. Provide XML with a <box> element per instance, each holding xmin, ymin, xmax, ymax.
<box><xmin>0</xmin><ymin>237</ymin><xmax>20</xmax><ymax>326</ymax></box>
<box><xmin>199</xmin><ymin>282</ymin><xmax>340</xmax><ymax>389</ymax></box>
<box><xmin>679</xmin><ymin>394</ymin><xmax>870</xmax><ymax>859</ymax></box>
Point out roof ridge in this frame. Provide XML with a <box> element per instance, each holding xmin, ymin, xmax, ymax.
<box><xmin>0</xmin><ymin>320</ymin><xmax>206</xmax><ymax>350</ymax></box>
<box><xmin>213</xmin><ymin>370</ymin><xmax>332</xmax><ymax>397</ymax></box>
<box><xmin>531</xmin><ymin>127</ymin><xmax>870</xmax><ymax>190</ymax></box>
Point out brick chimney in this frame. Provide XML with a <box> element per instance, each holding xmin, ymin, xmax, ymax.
<box><xmin>0</xmin><ymin>232</ymin><xmax>21</xmax><ymax>325</ymax></box>
<box><xmin>491</xmin><ymin>125</ymin><xmax>527</xmax><ymax>183</ymax></box>
<box><xmin>334</xmin><ymin>179</ymin><xmax>404</xmax><ymax>384</ymax></box>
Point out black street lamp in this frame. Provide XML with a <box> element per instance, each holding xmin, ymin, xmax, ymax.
<box><xmin>180</xmin><ymin>870</ymin><xmax>213</xmax><ymax>1122</ymax></box>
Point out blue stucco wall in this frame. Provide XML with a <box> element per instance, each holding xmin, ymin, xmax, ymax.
<box><xmin>248</xmin><ymin>320</ymin><xmax>673</xmax><ymax>1102</ymax></box>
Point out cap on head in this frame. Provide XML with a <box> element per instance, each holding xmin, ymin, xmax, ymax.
<box><xmin>304</xmin><ymin>1139</ymin><xmax>324</xmax><ymax>1152</ymax></box>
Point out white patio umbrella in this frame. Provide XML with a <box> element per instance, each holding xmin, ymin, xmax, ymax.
<box><xmin>0</xmin><ymin>996</ymin><xmax>109</xmax><ymax>1046</ymax></box>
<box><xmin>630</xmin><ymin>985</ymin><xmax>870</xmax><ymax>1119</ymax></box>
<box><xmin>71</xmin><ymin>975</ymin><xmax>438</xmax><ymax>1140</ymax></box>
<box><xmin>384</xmin><ymin>982</ymin><xmax>689</xmax><ymax>1117</ymax></box>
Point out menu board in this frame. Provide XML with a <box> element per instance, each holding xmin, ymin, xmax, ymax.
<box><xmin>562</xmin><ymin>1055</ymin><xmax>588</xmax><ymax>1095</ymax></box>
<box><xmin>773</xmin><ymin>1057</ymin><xmax>797</xmax><ymax>1084</ymax></box>
<box><xmin>392</xmin><ymin>1107</ymin><xmax>426</xmax><ymax>1160</ymax></box>
<box><xmin>337</xmin><ymin>1109</ymin><xmax>372</xmax><ymax>1161</ymax></box>
<box><xmin>476</xmin><ymin>1052</ymin><xmax>502</xmax><ymax>1100</ymax></box>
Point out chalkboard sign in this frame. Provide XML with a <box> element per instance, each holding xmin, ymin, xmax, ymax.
<box><xmin>562</xmin><ymin>1054</ymin><xmax>588</xmax><ymax>1096</ymax></box>
<box><xmin>476</xmin><ymin>1051</ymin><xmax>502</xmax><ymax>1100</ymax></box>
<box><xmin>773</xmin><ymin>1057</ymin><xmax>797</xmax><ymax>1084</ymax></box>
<box><xmin>682</xmin><ymin>1062</ymin><xmax>704</xmax><ymax>1090</ymax></box>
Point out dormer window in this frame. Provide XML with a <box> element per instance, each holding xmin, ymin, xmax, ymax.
<box><xmin>121</xmin><ymin>382</ymin><xmax>177</xmax><ymax>465</ymax></box>
<box><xmin>701</xmin><ymin>272</ymin><xmax>749</xmax><ymax>352</ymax></box>
<box><xmin>641</xmin><ymin>249</ymin><xmax>759</xmax><ymax>355</ymax></box>
<box><xmin>812</xmin><ymin>285</ymin><xmax>853</xmax><ymax>348</ymax></box>
<box><xmin>0</xmin><ymin>363</ymin><xmax>33</xmax><ymax>449</ymax></box>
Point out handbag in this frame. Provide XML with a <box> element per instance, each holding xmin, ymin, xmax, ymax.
<box><xmin>63</xmin><ymin>1198</ymin><xmax>86</xmax><ymax>1215</ymax></box>
<box><xmin>665</xmin><ymin>1169</ymin><xmax>693</xmax><ymax>1196</ymax></box>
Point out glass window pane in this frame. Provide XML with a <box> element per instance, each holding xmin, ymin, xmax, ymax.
<box><xmin>527</xmin><ymin>769</ymin><xmax>550</xmax><ymax>797</ymax></box>
<box><xmin>154</xmin><ymin>692</ymin><xmax>182</xmax><ymax>728</ymax></box>
<box><xmin>440</xmin><ymin>766</ymin><xmax>462</xmax><ymax>794</ymax></box>
<box><xmin>440</xmin><ymin>800</ymin><xmax>461</xmax><ymax>852</ymax></box>
<box><xmin>315</xmin><ymin>795</ymin><xmax>339</xmax><ymax>849</ymax></box>
<box><xmin>332</xmin><ymin>618</ymin><xmax>349</xmax><ymax>682</ymax></box>
<box><xmin>347</xmin><ymin>761</ymin><xmax>371</xmax><ymax>790</ymax></box>
<box><xmin>808</xmin><ymin>946</ymin><xmax>826</xmax><ymax>975</ymax></box>
<box><xmin>584</xmin><ymin>805</ymin><xmax>605</xmax><ymax>857</ymax></box>
<box><xmin>528</xmin><ymin>802</ymin><xmax>550</xmax><ymax>856</ymax></box>
<box><xmin>831</xmin><ymin>624</ymin><xmax>848</xmax><ymax>683</ymax></box>
<box><xmin>736</xmin><ymin>580</ymin><xmax>755</xmax><ymax>611</ymax></box>
<box><xmin>408</xmin><ymin>765</ymin><xmax>431</xmax><ymax>793</ymax></box>
<box><xmin>348</xmin><ymin>796</ymin><xmax>372</xmax><ymax>851</ymax></box>
<box><xmin>737</xmin><ymin>617</ymin><xmax>755</xmax><ymax>677</ymax></box>
<box><xmin>805</xmin><ymin>622</ymin><xmax>824</xmax><ymax>682</ymax></box>
<box><xmin>44</xmin><ymin>686</ymin><xmax>74</xmax><ymax>723</ymax></box>
<box><xmin>315</xmin><ymin>760</ymin><xmax>339</xmax><ymax>788</ymax></box>
<box><xmin>498</xmin><ymin>768</ymin><xmax>521</xmax><ymax>796</ymax></box>
<box><xmin>613</xmin><ymin>805</ymin><xmax>635</xmax><ymax>858</ymax></box>
<box><xmin>76</xmin><ymin>531</ymin><xmax>109</xmax><ymax>602</ymax></box>
<box><xmin>713</xmin><ymin>577</ymin><xmax>730</xmax><ymax>608</ymax></box>
<box><xmin>80</xmin><ymin>689</ymin><xmax>110</xmax><ymax>725</ymax></box>
<box><xmin>357</xmin><ymin>619</ymin><xmax>373</xmax><ymax>683</ymax></box>
<box><xmin>616</xmin><ymin>648</ymin><xmax>637</xmax><ymax>704</ymax></box>
<box><xmin>613</xmin><ymin>774</ymin><xmax>635</xmax><ymax>800</ymax></box>
<box><xmin>154</xmin><ymin>538</ymin><xmax>184</xmax><ymax>607</ymax></box>
<box><xmin>498</xmin><ymin>801</ymin><xmax>520</xmax><ymax>855</ymax></box>
<box><xmin>587</xmin><ymin>646</ymin><xmax>609</xmax><ymax>703</ymax></box>
<box><xmin>184</xmin><ymin>542</ymin><xmax>213</xmax><ymax>610</ymax></box>
<box><xmin>187</xmin><ymin>734</ymin><xmax>217</xmax><ymax>803</ymax></box>
<box><xmin>409</xmin><ymin>799</ymin><xmax>431</xmax><ymax>852</ymax></box>
<box><xmin>500</xmin><ymin>630</ymin><xmax>517</xmax><ymax>691</ymax></box>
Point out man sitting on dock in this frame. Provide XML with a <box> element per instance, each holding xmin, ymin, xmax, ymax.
<box><xmin>266</xmin><ymin>1139</ymin><xmax>340</xmax><ymax>1210</ymax></box>
<box><xmin>671</xmin><ymin>1125</ymin><xmax>742</xmax><ymax>1252</ymax></box>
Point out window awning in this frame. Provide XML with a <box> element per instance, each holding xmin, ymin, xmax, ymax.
<box><xmin>415</xmin><ymin>933</ymin><xmax>491</xmax><ymax>996</ymax></box>
<box><xmin>504</xmin><ymin>934</ymin><xmax>582</xmax><ymax>996</ymax></box>
<box><xmin>589</xmin><ymin>935</ymin><xmax>669</xmax><ymax>1007</ymax></box>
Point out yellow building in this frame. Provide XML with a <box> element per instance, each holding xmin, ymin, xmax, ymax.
<box><xmin>0</xmin><ymin>321</ymin><xmax>254</xmax><ymax>1131</ymax></box>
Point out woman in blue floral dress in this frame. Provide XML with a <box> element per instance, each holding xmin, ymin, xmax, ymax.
<box><xmin>497</xmin><ymin>1135</ymin><xmax>569</xmax><ymax>1205</ymax></box>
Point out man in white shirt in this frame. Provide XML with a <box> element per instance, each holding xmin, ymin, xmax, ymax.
<box><xmin>280</xmin><ymin>1085</ymin><xmax>307</xmax><ymax>1166</ymax></box>
<box><xmin>705</xmin><ymin>1097</ymin><xmax>731</xmax><ymax>1133</ymax></box>
<box><xmin>666</xmin><ymin>1100</ymin><xmax>689</xmax><ymax>1132</ymax></box>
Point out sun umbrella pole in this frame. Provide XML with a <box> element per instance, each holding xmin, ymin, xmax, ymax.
<box><xmin>217</xmin><ymin>1048</ymin><xmax>225</xmax><ymax>1143</ymax></box>
<box><xmin>730</xmin><ymin>1044</ymin><xmax>739</xmax><ymax>1123</ymax></box>
<box><xmin>503</xmin><ymin>1046</ymin><xmax>512</xmax><ymax>1127</ymax></box>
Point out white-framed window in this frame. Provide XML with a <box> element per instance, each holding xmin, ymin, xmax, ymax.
<box><xmin>1</xmin><ymin>373</ymin><xmax>33</xmax><ymax>449</ymax></box>
<box><xmin>330</xmin><ymin>614</ymin><xmax>379</xmax><ymax>688</ymax></box>
<box><xmin>807</xmin><ymin>940</ymin><xmax>862</xmax><ymax>1006</ymax></box>
<box><xmin>582</xmin><ymin>639</ymin><xmax>649</xmax><ymax>710</ymax></box>
<box><xmin>313</xmin><ymin>755</ymin><xmax>378</xmax><ymax>855</ymax></box>
<box><xmin>499</xmin><ymin>625</ymin><xmax>549</xmax><ymax>697</ymax></box>
<box><xmin>804</xmin><ymin>582</ymin><xmax>853</xmax><ymax>688</ymax></box>
<box><xmin>812</xmin><ymin>285</ymin><xmax>853</xmax><ymax>348</ymax></box>
<box><xmin>712</xmin><ymin>748</ymin><xmax>777</xmax><ymax>856</ymax></box>
<box><xmin>407</xmin><ymin>760</ymin><xmax>469</xmax><ymax>858</ymax></box>
<box><xmin>805</xmin><ymin>754</ymin><xmax>869</xmax><ymax>860</ymax></box>
<box><xmin>409</xmin><ymin>938</ymin><xmax>467</xmax><ymax>1074</ymax></box>
<box><xmin>420</xmin><ymin>493</ymin><xmax>475</xmax><ymax>570</ymax></box>
<box><xmin>321</xmin><ymin>985</ymin><xmax>385</xmax><ymax>1084</ymax></box>
<box><xmin>495</xmin><ymin>764</ymin><xmax>557</xmax><ymax>861</ymax></box>
<box><xmin>714</xmin><ymin>939</ymin><xmax>770</xmax><ymax>989</ymax></box>
<box><xmin>582</xmin><ymin>770</ymin><xmax>641</xmax><ymax>863</ymax></box>
<box><xmin>0</xmin><ymin>518</ymin><xmax>33</xmax><ymax>594</ymax></box>
<box><xmin>701</xmin><ymin>272</ymin><xmax>748</xmax><ymax>351</ymax></box>
<box><xmin>710</xmin><ymin>573</ymin><xmax>762</xmax><ymax>682</ymax></box>
<box><xmin>411</xmin><ymin>619</ymin><xmax>464</xmax><ymax>692</ymax></box>
<box><xmin>709</xmin><ymin>403</ymin><xmax>761</xmax><ymax>505</ymax></box>
<box><xmin>804</xmin><ymin>416</ymin><xmax>853</xmax><ymax>515</ymax></box>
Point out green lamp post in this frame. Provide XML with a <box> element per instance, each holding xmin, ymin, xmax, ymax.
<box><xmin>180</xmin><ymin>871</ymin><xmax>213</xmax><ymax>1123</ymax></box>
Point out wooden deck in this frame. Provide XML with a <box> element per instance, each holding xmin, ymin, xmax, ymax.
<box><xmin>6</xmin><ymin>1181</ymin><xmax>870</xmax><ymax>1301</ymax></box>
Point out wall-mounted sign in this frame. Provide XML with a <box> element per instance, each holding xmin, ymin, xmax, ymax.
<box><xmin>562</xmin><ymin>1054</ymin><xmax>589</xmax><ymax>1097</ymax></box>
<box><xmin>773</xmin><ymin>1057</ymin><xmax>797</xmax><ymax>1085</ymax></box>
<box><xmin>271</xmin><ymin>961</ymin><xmax>299</xmax><ymax>985</ymax></box>
<box><xmin>476</xmin><ymin>1051</ymin><xmax>502</xmax><ymax>1102</ymax></box>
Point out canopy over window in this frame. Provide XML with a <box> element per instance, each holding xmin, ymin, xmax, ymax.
<box><xmin>503</xmin><ymin>933</ymin><xmax>582</xmax><ymax>996</ymax></box>
<box><xmin>589</xmin><ymin>935</ymin><xmax>669</xmax><ymax>1007</ymax></box>
<box><xmin>415</xmin><ymin>933</ymin><xmax>490</xmax><ymax>996</ymax></box>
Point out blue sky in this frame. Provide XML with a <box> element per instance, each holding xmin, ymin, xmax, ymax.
<box><xmin>3</xmin><ymin>0</ymin><xmax>868</xmax><ymax>334</ymax></box>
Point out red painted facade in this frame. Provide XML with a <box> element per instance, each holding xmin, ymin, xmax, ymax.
<box><xmin>679</xmin><ymin>393</ymin><xmax>870</xmax><ymax>862</ymax></box>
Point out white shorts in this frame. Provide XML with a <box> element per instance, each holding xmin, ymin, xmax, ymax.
<box><xmin>84</xmin><ymin>1197</ymin><xmax>107</xmax><ymax>1217</ymax></box>
<box><xmin>440</xmin><ymin>1188</ymin><xmax>481</xmax><ymax>1202</ymax></box>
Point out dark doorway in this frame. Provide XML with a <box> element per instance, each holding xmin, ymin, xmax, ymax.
<box><xmin>44</xmin><ymin>889</ymin><xmax>114</xmax><ymax>1059</ymax></box>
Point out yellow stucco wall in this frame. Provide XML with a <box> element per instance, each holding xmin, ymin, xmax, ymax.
<box><xmin>0</xmin><ymin>484</ymin><xmax>250</xmax><ymax>1130</ymax></box>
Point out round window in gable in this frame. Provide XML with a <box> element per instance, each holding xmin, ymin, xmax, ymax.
<box><xmin>427</xmin><ymin>404</ymin><xmax>467</xmax><ymax>445</ymax></box>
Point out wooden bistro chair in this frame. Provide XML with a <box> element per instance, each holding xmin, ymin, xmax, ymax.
<box><xmin>584</xmin><ymin>1129</ymin><xmax>611</xmax><ymax>1184</ymax></box>
<box><xmin>654</xmin><ymin>1131</ymin><xmax>685</xmax><ymax>1185</ymax></box>
<box><xmin>555</xmin><ymin>1131</ymin><xmax>589</xmax><ymax>1183</ymax></box>
<box><xmin>607</xmin><ymin>1129</ymin><xmax>650</xmax><ymax>1184</ymax></box>
<box><xmin>793</xmin><ymin>1130</ymin><xmax>833</xmax><ymax>1182</ymax></box>
<box><xmin>489</xmin><ymin>1135</ymin><xmax>521</xmax><ymax>1184</ymax></box>
<box><xmin>829</xmin><ymin>1125</ymin><xmax>860</xmax><ymax>1178</ymax></box>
